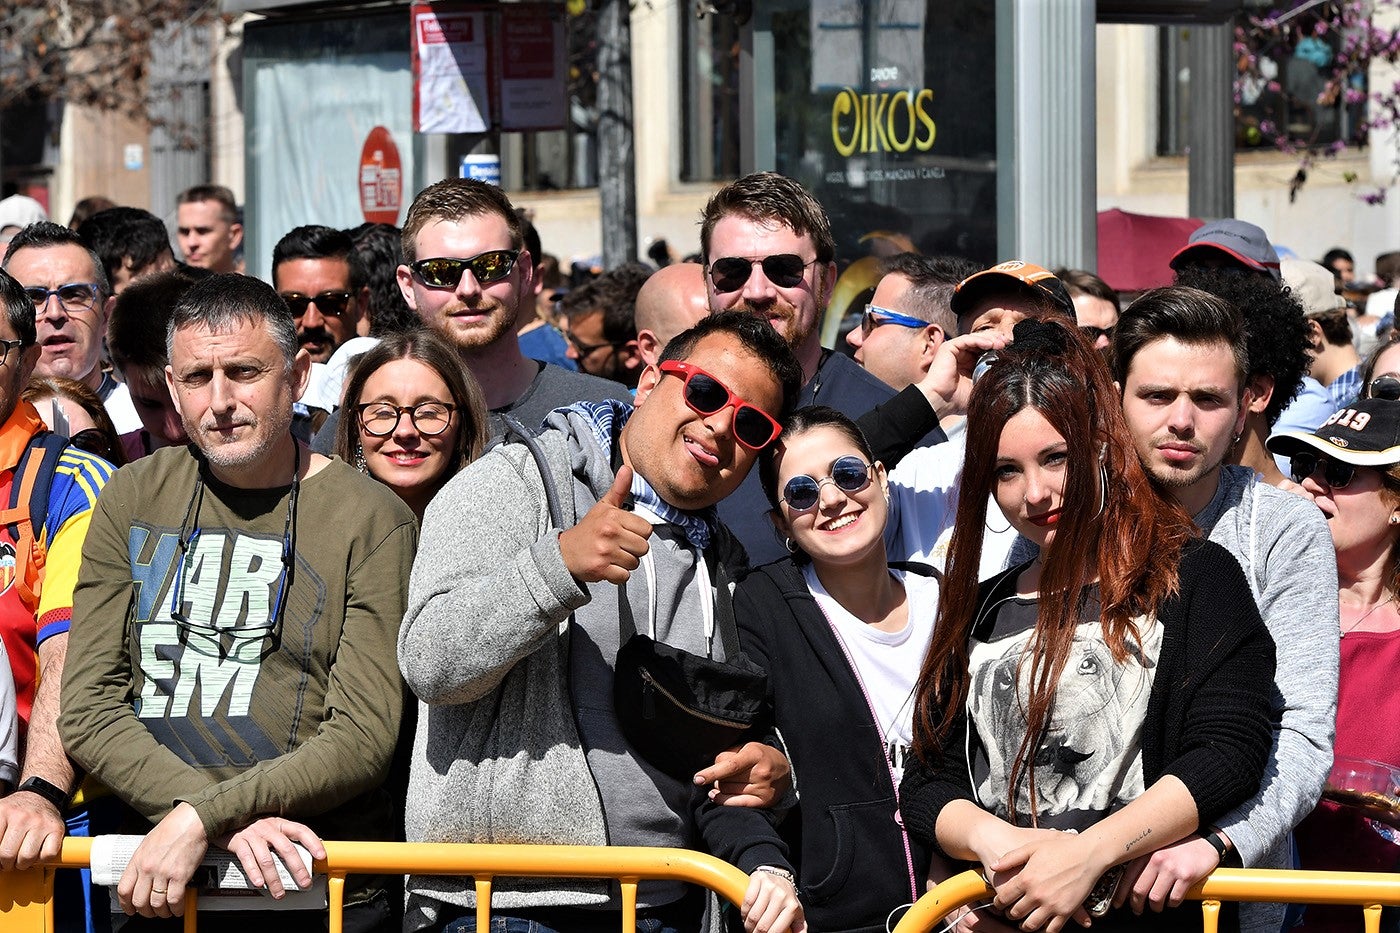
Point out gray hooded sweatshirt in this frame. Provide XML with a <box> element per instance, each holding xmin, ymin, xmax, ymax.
<box><xmin>398</xmin><ymin>404</ymin><xmax>784</xmax><ymax>929</ymax></box>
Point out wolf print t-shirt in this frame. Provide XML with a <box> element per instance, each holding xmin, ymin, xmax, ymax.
<box><xmin>966</xmin><ymin>585</ymin><xmax>1163</xmax><ymax>829</ymax></box>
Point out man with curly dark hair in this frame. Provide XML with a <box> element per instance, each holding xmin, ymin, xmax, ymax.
<box><xmin>1174</xmin><ymin>264</ymin><xmax>1320</xmax><ymax>486</ymax></box>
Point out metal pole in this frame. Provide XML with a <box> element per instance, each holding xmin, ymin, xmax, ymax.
<box><xmin>1188</xmin><ymin>22</ymin><xmax>1235</xmax><ymax>219</ymax></box>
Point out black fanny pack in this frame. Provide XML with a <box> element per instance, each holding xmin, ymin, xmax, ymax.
<box><xmin>613</xmin><ymin>559</ymin><xmax>766</xmax><ymax>781</ymax></box>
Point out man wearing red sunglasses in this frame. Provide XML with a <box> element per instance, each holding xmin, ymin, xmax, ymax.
<box><xmin>400</xmin><ymin>311</ymin><xmax>810</xmax><ymax>933</ymax></box>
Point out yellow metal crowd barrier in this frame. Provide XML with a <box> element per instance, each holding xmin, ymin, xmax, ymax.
<box><xmin>0</xmin><ymin>837</ymin><xmax>751</xmax><ymax>933</ymax></box>
<box><xmin>7</xmin><ymin>841</ymin><xmax>1400</xmax><ymax>933</ymax></box>
<box><xmin>893</xmin><ymin>868</ymin><xmax>1400</xmax><ymax>933</ymax></box>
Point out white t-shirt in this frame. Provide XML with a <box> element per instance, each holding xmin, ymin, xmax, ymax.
<box><xmin>804</xmin><ymin>565</ymin><xmax>939</xmax><ymax>784</ymax></box>
<box><xmin>885</xmin><ymin>430</ymin><xmax>1017</xmax><ymax>579</ymax></box>
<box><xmin>98</xmin><ymin>377</ymin><xmax>142</xmax><ymax>435</ymax></box>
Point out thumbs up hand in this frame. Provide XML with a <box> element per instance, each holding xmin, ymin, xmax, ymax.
<box><xmin>559</xmin><ymin>465</ymin><xmax>656</xmax><ymax>584</ymax></box>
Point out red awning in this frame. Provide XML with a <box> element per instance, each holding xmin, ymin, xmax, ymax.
<box><xmin>1097</xmin><ymin>208</ymin><xmax>1204</xmax><ymax>293</ymax></box>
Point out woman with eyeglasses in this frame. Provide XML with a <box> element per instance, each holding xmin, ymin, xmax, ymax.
<box><xmin>716</xmin><ymin>405</ymin><xmax>939</xmax><ymax>932</ymax></box>
<box><xmin>334</xmin><ymin>329</ymin><xmax>489</xmax><ymax>520</ymax></box>
<box><xmin>1267</xmin><ymin>399</ymin><xmax>1400</xmax><ymax>932</ymax></box>
<box><xmin>23</xmin><ymin>375</ymin><xmax>125</xmax><ymax>466</ymax></box>
<box><xmin>900</xmin><ymin>316</ymin><xmax>1275</xmax><ymax>933</ymax></box>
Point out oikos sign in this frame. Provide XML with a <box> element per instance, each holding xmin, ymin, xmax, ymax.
<box><xmin>830</xmin><ymin>87</ymin><xmax>937</xmax><ymax>157</ymax></box>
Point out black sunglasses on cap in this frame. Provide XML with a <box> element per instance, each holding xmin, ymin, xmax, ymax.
<box><xmin>411</xmin><ymin>250</ymin><xmax>520</xmax><ymax>289</ymax></box>
<box><xmin>1288</xmin><ymin>451</ymin><xmax>1358</xmax><ymax>489</ymax></box>
<box><xmin>781</xmin><ymin>455</ymin><xmax>873</xmax><ymax>512</ymax></box>
<box><xmin>1367</xmin><ymin>375</ymin><xmax>1400</xmax><ymax>401</ymax></box>
<box><xmin>707</xmin><ymin>254</ymin><xmax>820</xmax><ymax>293</ymax></box>
<box><xmin>279</xmin><ymin>290</ymin><xmax>351</xmax><ymax>318</ymax></box>
<box><xmin>658</xmin><ymin>359</ymin><xmax>782</xmax><ymax>450</ymax></box>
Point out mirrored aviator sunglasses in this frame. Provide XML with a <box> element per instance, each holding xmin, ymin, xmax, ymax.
<box><xmin>781</xmin><ymin>455</ymin><xmax>873</xmax><ymax>511</ymax></box>
<box><xmin>707</xmin><ymin>254</ymin><xmax>813</xmax><ymax>293</ymax></box>
<box><xmin>411</xmin><ymin>249</ymin><xmax>520</xmax><ymax>288</ymax></box>
<box><xmin>1288</xmin><ymin>451</ymin><xmax>1357</xmax><ymax>489</ymax></box>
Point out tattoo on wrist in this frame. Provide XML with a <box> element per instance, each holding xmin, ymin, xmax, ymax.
<box><xmin>1125</xmin><ymin>828</ymin><xmax>1151</xmax><ymax>852</ymax></box>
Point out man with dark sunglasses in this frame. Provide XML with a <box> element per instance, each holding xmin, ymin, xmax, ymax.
<box><xmin>393</xmin><ymin>179</ymin><xmax>629</xmax><ymax>436</ymax></box>
<box><xmin>271</xmin><ymin>225</ymin><xmax>367</xmax><ymax>365</ymax></box>
<box><xmin>59</xmin><ymin>273</ymin><xmax>417</xmax><ymax>930</ymax></box>
<box><xmin>1109</xmin><ymin>285</ymin><xmax>1338</xmax><ymax>933</ymax></box>
<box><xmin>700</xmin><ymin>174</ymin><xmax>966</xmax><ymax>565</ymax></box>
<box><xmin>401</xmin><ymin>312</ymin><xmax>807</xmax><ymax>933</ymax></box>
<box><xmin>1</xmin><ymin>221</ymin><xmax>142</xmax><ymax>437</ymax></box>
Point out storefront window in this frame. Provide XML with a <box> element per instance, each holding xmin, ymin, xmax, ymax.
<box><xmin>1159</xmin><ymin>1</ymin><xmax>1368</xmax><ymax>156</ymax></box>
<box><xmin>680</xmin><ymin>9</ymin><xmax>742</xmax><ymax>183</ymax></box>
<box><xmin>768</xmin><ymin>0</ymin><xmax>999</xmax><ymax>271</ymax></box>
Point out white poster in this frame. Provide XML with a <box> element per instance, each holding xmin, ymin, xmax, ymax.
<box><xmin>415</xmin><ymin>9</ymin><xmax>490</xmax><ymax>133</ymax></box>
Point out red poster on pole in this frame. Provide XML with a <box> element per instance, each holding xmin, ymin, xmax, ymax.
<box><xmin>359</xmin><ymin>126</ymin><xmax>403</xmax><ymax>224</ymax></box>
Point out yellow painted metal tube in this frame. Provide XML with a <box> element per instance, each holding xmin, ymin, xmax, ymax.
<box><xmin>893</xmin><ymin>869</ymin><xmax>1400</xmax><ymax>933</ymax></box>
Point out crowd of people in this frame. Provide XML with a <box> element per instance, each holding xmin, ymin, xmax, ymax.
<box><xmin>0</xmin><ymin>173</ymin><xmax>1393</xmax><ymax>933</ymax></box>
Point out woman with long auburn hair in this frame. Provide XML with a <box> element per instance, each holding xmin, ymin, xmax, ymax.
<box><xmin>899</xmin><ymin>316</ymin><xmax>1276</xmax><ymax>933</ymax></box>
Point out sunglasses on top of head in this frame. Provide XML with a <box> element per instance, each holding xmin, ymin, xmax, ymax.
<box><xmin>1288</xmin><ymin>451</ymin><xmax>1359</xmax><ymax>489</ymax></box>
<box><xmin>657</xmin><ymin>359</ymin><xmax>782</xmax><ymax>450</ymax></box>
<box><xmin>1367</xmin><ymin>375</ymin><xmax>1400</xmax><ymax>401</ymax></box>
<box><xmin>707</xmin><ymin>254</ymin><xmax>820</xmax><ymax>293</ymax></box>
<box><xmin>411</xmin><ymin>249</ymin><xmax>520</xmax><ymax>289</ymax></box>
<box><xmin>781</xmin><ymin>455</ymin><xmax>873</xmax><ymax>512</ymax></box>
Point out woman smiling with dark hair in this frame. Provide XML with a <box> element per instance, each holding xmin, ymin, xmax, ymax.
<box><xmin>900</xmin><ymin>316</ymin><xmax>1276</xmax><ymax>932</ymax></box>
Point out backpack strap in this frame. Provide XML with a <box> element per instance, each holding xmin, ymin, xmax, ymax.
<box><xmin>0</xmin><ymin>432</ymin><xmax>69</xmax><ymax>611</ymax></box>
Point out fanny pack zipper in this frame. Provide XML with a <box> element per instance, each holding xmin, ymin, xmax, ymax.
<box><xmin>639</xmin><ymin>667</ymin><xmax>750</xmax><ymax>728</ymax></box>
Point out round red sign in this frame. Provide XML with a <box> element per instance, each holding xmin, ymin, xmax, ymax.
<box><xmin>359</xmin><ymin>126</ymin><xmax>403</xmax><ymax>225</ymax></box>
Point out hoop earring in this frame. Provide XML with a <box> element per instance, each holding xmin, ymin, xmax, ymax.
<box><xmin>985</xmin><ymin>509</ymin><xmax>1011</xmax><ymax>534</ymax></box>
<box><xmin>354</xmin><ymin>444</ymin><xmax>368</xmax><ymax>473</ymax></box>
<box><xmin>1092</xmin><ymin>463</ymin><xmax>1108</xmax><ymax>521</ymax></box>
<box><xmin>784</xmin><ymin>537</ymin><xmax>799</xmax><ymax>554</ymax></box>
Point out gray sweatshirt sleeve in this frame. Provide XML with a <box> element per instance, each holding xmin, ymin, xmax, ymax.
<box><xmin>1212</xmin><ymin>491</ymin><xmax>1338</xmax><ymax>868</ymax></box>
<box><xmin>398</xmin><ymin>442</ymin><xmax>590</xmax><ymax>706</ymax></box>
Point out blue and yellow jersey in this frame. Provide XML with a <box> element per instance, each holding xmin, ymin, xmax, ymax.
<box><xmin>0</xmin><ymin>401</ymin><xmax>115</xmax><ymax>728</ymax></box>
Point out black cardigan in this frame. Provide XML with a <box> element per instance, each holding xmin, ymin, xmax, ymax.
<box><xmin>899</xmin><ymin>538</ymin><xmax>1277</xmax><ymax>932</ymax></box>
<box><xmin>706</xmin><ymin>558</ymin><xmax>933</xmax><ymax>933</ymax></box>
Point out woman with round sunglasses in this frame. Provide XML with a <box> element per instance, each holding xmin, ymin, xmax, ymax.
<box><xmin>721</xmin><ymin>405</ymin><xmax>939</xmax><ymax>932</ymax></box>
<box><xmin>900</xmin><ymin>316</ymin><xmax>1274</xmax><ymax>933</ymax></box>
<box><xmin>1267</xmin><ymin>399</ymin><xmax>1400</xmax><ymax>932</ymax></box>
<box><xmin>334</xmin><ymin>328</ymin><xmax>489</xmax><ymax>519</ymax></box>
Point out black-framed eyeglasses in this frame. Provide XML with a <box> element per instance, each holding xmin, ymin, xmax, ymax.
<box><xmin>1288</xmin><ymin>451</ymin><xmax>1359</xmax><ymax>489</ymax></box>
<box><xmin>411</xmin><ymin>250</ymin><xmax>519</xmax><ymax>289</ymax></box>
<box><xmin>707</xmin><ymin>254</ymin><xmax>820</xmax><ymax>293</ymax></box>
<box><xmin>169</xmin><ymin>447</ymin><xmax>299</xmax><ymax>651</ymax></box>
<box><xmin>860</xmin><ymin>305</ymin><xmax>927</xmax><ymax>335</ymax></box>
<box><xmin>0</xmin><ymin>338</ymin><xmax>24</xmax><ymax>367</ymax></box>
<box><xmin>23</xmin><ymin>283</ymin><xmax>101</xmax><ymax>315</ymax></box>
<box><xmin>279</xmin><ymin>290</ymin><xmax>352</xmax><ymax>319</ymax></box>
<box><xmin>1080</xmin><ymin>324</ymin><xmax>1115</xmax><ymax>343</ymax></box>
<box><xmin>356</xmin><ymin>401</ymin><xmax>456</xmax><ymax>437</ymax></box>
<box><xmin>781</xmin><ymin>455</ymin><xmax>873</xmax><ymax>512</ymax></box>
<box><xmin>657</xmin><ymin>359</ymin><xmax>782</xmax><ymax>450</ymax></box>
<box><xmin>1367</xmin><ymin>375</ymin><xmax>1400</xmax><ymax>401</ymax></box>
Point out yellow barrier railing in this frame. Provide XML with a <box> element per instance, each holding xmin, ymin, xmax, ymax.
<box><xmin>0</xmin><ymin>838</ymin><xmax>751</xmax><ymax>933</ymax></box>
<box><xmin>891</xmin><ymin>868</ymin><xmax>1400</xmax><ymax>933</ymax></box>
<box><xmin>9</xmin><ymin>841</ymin><xmax>1400</xmax><ymax>933</ymax></box>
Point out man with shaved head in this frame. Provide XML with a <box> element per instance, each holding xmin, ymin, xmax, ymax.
<box><xmin>634</xmin><ymin>263</ymin><xmax>710</xmax><ymax>367</ymax></box>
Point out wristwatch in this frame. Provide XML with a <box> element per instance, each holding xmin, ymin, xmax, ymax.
<box><xmin>17</xmin><ymin>776</ymin><xmax>72</xmax><ymax>811</ymax></box>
